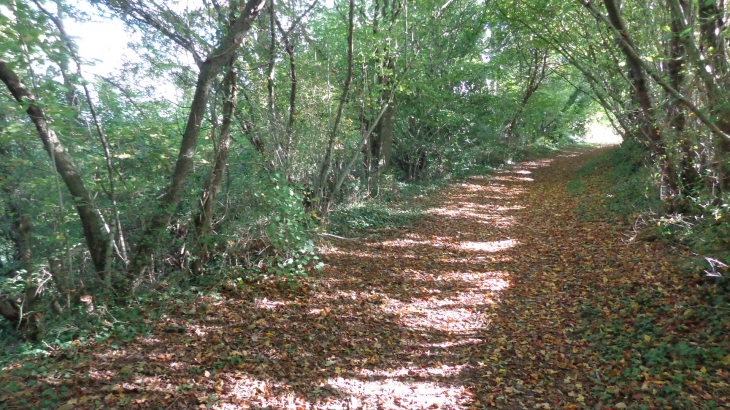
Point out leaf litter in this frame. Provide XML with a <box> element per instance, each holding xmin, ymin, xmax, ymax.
<box><xmin>1</xmin><ymin>147</ymin><xmax>728</xmax><ymax>409</ymax></box>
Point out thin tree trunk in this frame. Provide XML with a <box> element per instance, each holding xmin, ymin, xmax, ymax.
<box><xmin>664</xmin><ymin>0</ymin><xmax>730</xmax><ymax>191</ymax></box>
<box><xmin>274</xmin><ymin>0</ymin><xmax>319</xmax><ymax>169</ymax></box>
<box><xmin>266</xmin><ymin>0</ymin><xmax>282</xmax><ymax>168</ymax></box>
<box><xmin>235</xmin><ymin>110</ymin><xmax>266</xmax><ymax>154</ymax></box>
<box><xmin>699</xmin><ymin>0</ymin><xmax>729</xmax><ymax>80</ymax></box>
<box><xmin>275</xmin><ymin>18</ymin><xmax>298</xmax><ymax>157</ymax></box>
<box><xmin>667</xmin><ymin>0</ymin><xmax>700</xmax><ymax>191</ymax></box>
<box><xmin>284</xmin><ymin>39</ymin><xmax>296</xmax><ymax>149</ymax></box>
<box><xmin>579</xmin><ymin>0</ymin><xmax>729</xmax><ymax>145</ymax></box>
<box><xmin>333</xmin><ymin>64</ymin><xmax>412</xmax><ymax>200</ymax></box>
<box><xmin>35</xmin><ymin>0</ymin><xmax>130</xmax><ymax>266</ymax></box>
<box><xmin>586</xmin><ymin>0</ymin><xmax>679</xmax><ymax>198</ymax></box>
<box><xmin>41</xmin><ymin>0</ymin><xmax>78</xmax><ymax>108</ymax></box>
<box><xmin>368</xmin><ymin>0</ymin><xmax>401</xmax><ymax>184</ymax></box>
<box><xmin>698</xmin><ymin>0</ymin><xmax>730</xmax><ymax>191</ymax></box>
<box><xmin>506</xmin><ymin>49</ymin><xmax>549</xmax><ymax>143</ymax></box>
<box><xmin>504</xmin><ymin>12</ymin><xmax>633</xmax><ymax>137</ymax></box>
<box><xmin>334</xmin><ymin>94</ymin><xmax>396</xmax><ymax>200</ymax></box>
<box><xmin>378</xmin><ymin>102</ymin><xmax>396</xmax><ymax>169</ymax></box>
<box><xmin>0</xmin><ymin>60</ymin><xmax>109</xmax><ymax>277</ymax></box>
<box><xmin>128</xmin><ymin>0</ymin><xmax>267</xmax><ymax>274</ymax></box>
<box><xmin>370</xmin><ymin>57</ymin><xmax>396</xmax><ymax>181</ymax></box>
<box><xmin>314</xmin><ymin>0</ymin><xmax>355</xmax><ymax>210</ymax></box>
<box><xmin>192</xmin><ymin>63</ymin><xmax>237</xmax><ymax>275</ymax></box>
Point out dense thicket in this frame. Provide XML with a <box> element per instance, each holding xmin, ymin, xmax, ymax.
<box><xmin>6</xmin><ymin>0</ymin><xmax>706</xmax><ymax>339</ymax></box>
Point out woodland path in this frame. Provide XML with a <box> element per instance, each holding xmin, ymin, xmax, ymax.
<box><xmin>3</xmin><ymin>147</ymin><xmax>728</xmax><ymax>409</ymax></box>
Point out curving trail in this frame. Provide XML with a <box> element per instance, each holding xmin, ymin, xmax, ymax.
<box><xmin>4</xmin><ymin>147</ymin><xmax>728</xmax><ymax>409</ymax></box>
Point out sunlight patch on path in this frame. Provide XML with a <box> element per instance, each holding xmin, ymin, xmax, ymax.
<box><xmin>227</xmin><ymin>154</ymin><xmax>562</xmax><ymax>409</ymax></box>
<box><xmin>490</xmin><ymin>175</ymin><xmax>535</xmax><ymax>182</ymax></box>
<box><xmin>382</xmin><ymin>270</ymin><xmax>510</xmax><ymax>334</ymax></box>
<box><xmin>459</xmin><ymin>239</ymin><xmax>517</xmax><ymax>252</ymax></box>
<box><xmin>427</xmin><ymin>206</ymin><xmax>518</xmax><ymax>226</ymax></box>
<box><xmin>328</xmin><ymin>369</ymin><xmax>472</xmax><ymax>409</ymax></box>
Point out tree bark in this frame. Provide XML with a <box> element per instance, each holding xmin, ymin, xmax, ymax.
<box><xmin>128</xmin><ymin>0</ymin><xmax>267</xmax><ymax>274</ymax></box>
<box><xmin>0</xmin><ymin>59</ymin><xmax>109</xmax><ymax>276</ymax></box>
<box><xmin>589</xmin><ymin>0</ymin><xmax>679</xmax><ymax>198</ymax></box>
<box><xmin>666</xmin><ymin>0</ymin><xmax>700</xmax><ymax>191</ymax></box>
<box><xmin>377</xmin><ymin>102</ymin><xmax>396</xmax><ymax>169</ymax></box>
<box><xmin>314</xmin><ymin>0</ymin><xmax>354</xmax><ymax>210</ymax></box>
<box><xmin>274</xmin><ymin>1</ymin><xmax>319</xmax><ymax>159</ymax></box>
<box><xmin>698</xmin><ymin>0</ymin><xmax>730</xmax><ymax>191</ymax></box>
<box><xmin>192</xmin><ymin>64</ymin><xmax>237</xmax><ymax>275</ymax></box>
<box><xmin>370</xmin><ymin>57</ymin><xmax>397</xmax><ymax>177</ymax></box>
<box><xmin>506</xmin><ymin>48</ymin><xmax>549</xmax><ymax>143</ymax></box>
<box><xmin>579</xmin><ymin>0</ymin><xmax>729</xmax><ymax>145</ymax></box>
<box><xmin>368</xmin><ymin>0</ymin><xmax>403</xmax><ymax>182</ymax></box>
<box><xmin>699</xmin><ymin>0</ymin><xmax>729</xmax><ymax>80</ymax></box>
<box><xmin>333</xmin><ymin>64</ymin><xmax>412</xmax><ymax>200</ymax></box>
<box><xmin>284</xmin><ymin>34</ymin><xmax>297</xmax><ymax>150</ymax></box>
<box><xmin>266</xmin><ymin>0</ymin><xmax>282</xmax><ymax>168</ymax></box>
<box><xmin>35</xmin><ymin>0</ymin><xmax>129</xmax><ymax>264</ymax></box>
<box><xmin>664</xmin><ymin>0</ymin><xmax>730</xmax><ymax>192</ymax></box>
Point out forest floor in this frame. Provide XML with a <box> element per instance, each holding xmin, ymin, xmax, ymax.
<box><xmin>2</xmin><ymin>146</ymin><xmax>729</xmax><ymax>409</ymax></box>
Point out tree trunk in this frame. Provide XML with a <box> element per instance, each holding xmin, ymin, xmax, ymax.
<box><xmin>192</xmin><ymin>64</ymin><xmax>237</xmax><ymax>275</ymax></box>
<box><xmin>333</xmin><ymin>65</ymin><xmax>411</xmax><ymax>200</ymax></box>
<box><xmin>0</xmin><ymin>60</ymin><xmax>109</xmax><ymax>276</ymax></box>
<box><xmin>0</xmin><ymin>213</ymin><xmax>41</xmax><ymax>339</ymax></box>
<box><xmin>370</xmin><ymin>57</ymin><xmax>397</xmax><ymax>179</ymax></box>
<box><xmin>699</xmin><ymin>0</ymin><xmax>728</xmax><ymax>79</ymax></box>
<box><xmin>378</xmin><ymin>102</ymin><xmax>396</xmax><ymax>170</ymax></box>
<box><xmin>275</xmin><ymin>1</ymin><xmax>319</xmax><ymax>170</ymax></box>
<box><xmin>36</xmin><ymin>0</ymin><xmax>129</xmax><ymax>265</ymax></box>
<box><xmin>128</xmin><ymin>0</ymin><xmax>267</xmax><ymax>274</ymax></box>
<box><xmin>582</xmin><ymin>0</ymin><xmax>729</xmax><ymax>146</ymax></box>
<box><xmin>667</xmin><ymin>0</ymin><xmax>700</xmax><ymax>192</ymax></box>
<box><xmin>664</xmin><ymin>0</ymin><xmax>730</xmax><ymax>192</ymax></box>
<box><xmin>698</xmin><ymin>0</ymin><xmax>730</xmax><ymax>191</ymax></box>
<box><xmin>276</xmin><ymin>19</ymin><xmax>298</xmax><ymax>162</ymax></box>
<box><xmin>598</xmin><ymin>0</ymin><xmax>679</xmax><ymax>198</ymax></box>
<box><xmin>506</xmin><ymin>48</ymin><xmax>548</xmax><ymax>144</ymax></box>
<box><xmin>266</xmin><ymin>0</ymin><xmax>282</xmax><ymax>168</ymax></box>
<box><xmin>314</xmin><ymin>0</ymin><xmax>354</xmax><ymax>211</ymax></box>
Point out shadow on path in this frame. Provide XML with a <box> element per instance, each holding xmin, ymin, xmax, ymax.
<box><xmin>8</xmin><ymin>146</ymin><xmax>710</xmax><ymax>409</ymax></box>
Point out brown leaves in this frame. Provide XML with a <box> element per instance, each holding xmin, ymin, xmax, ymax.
<box><xmin>2</xmin><ymin>148</ymin><xmax>728</xmax><ymax>409</ymax></box>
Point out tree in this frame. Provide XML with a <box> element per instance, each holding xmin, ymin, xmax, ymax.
<box><xmin>1</xmin><ymin>0</ymin><xmax>610</xmax><ymax>336</ymax></box>
<box><xmin>95</xmin><ymin>0</ymin><xmax>268</xmax><ymax>274</ymax></box>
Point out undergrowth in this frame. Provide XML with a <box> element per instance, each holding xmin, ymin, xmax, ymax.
<box><xmin>568</xmin><ymin>140</ymin><xmax>662</xmax><ymax>222</ymax></box>
<box><xmin>569</xmin><ymin>141</ymin><xmax>729</xmax><ymax>273</ymax></box>
<box><xmin>327</xmin><ymin>202</ymin><xmax>432</xmax><ymax>238</ymax></box>
<box><xmin>569</xmin><ymin>142</ymin><xmax>730</xmax><ymax>408</ymax></box>
<box><xmin>327</xmin><ymin>142</ymin><xmax>567</xmax><ymax>238</ymax></box>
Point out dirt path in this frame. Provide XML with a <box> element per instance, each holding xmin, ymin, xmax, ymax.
<box><xmin>3</xmin><ymin>147</ymin><xmax>728</xmax><ymax>409</ymax></box>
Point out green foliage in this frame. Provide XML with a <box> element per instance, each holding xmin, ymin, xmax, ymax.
<box><xmin>328</xmin><ymin>202</ymin><xmax>430</xmax><ymax>238</ymax></box>
<box><xmin>570</xmin><ymin>141</ymin><xmax>662</xmax><ymax>221</ymax></box>
<box><xmin>571</xmin><ymin>143</ymin><xmax>730</xmax><ymax>272</ymax></box>
<box><xmin>328</xmin><ymin>139</ymin><xmax>570</xmax><ymax>242</ymax></box>
<box><xmin>576</xmin><ymin>276</ymin><xmax>730</xmax><ymax>407</ymax></box>
<box><xmin>569</xmin><ymin>145</ymin><xmax>730</xmax><ymax>406</ymax></box>
<box><xmin>0</xmin><ymin>0</ymin><xmax>602</xmax><ymax>349</ymax></box>
<box><xmin>256</xmin><ymin>176</ymin><xmax>321</xmax><ymax>281</ymax></box>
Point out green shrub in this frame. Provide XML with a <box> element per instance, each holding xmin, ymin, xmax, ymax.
<box><xmin>256</xmin><ymin>175</ymin><xmax>322</xmax><ymax>281</ymax></box>
<box><xmin>328</xmin><ymin>202</ymin><xmax>429</xmax><ymax>238</ymax></box>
